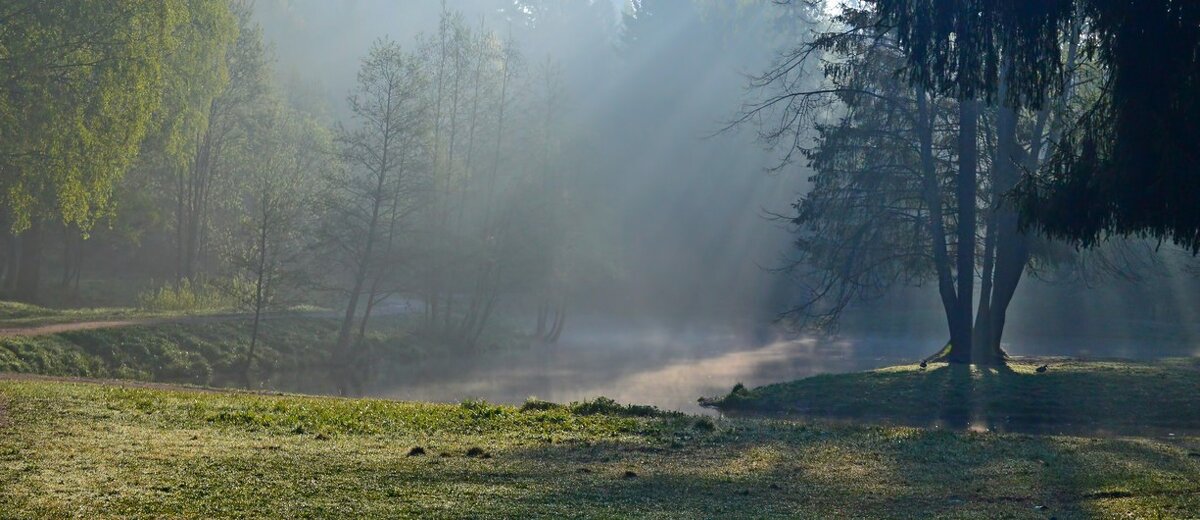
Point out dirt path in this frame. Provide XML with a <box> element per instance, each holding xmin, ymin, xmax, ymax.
<box><xmin>0</xmin><ymin>314</ymin><xmax>254</xmax><ymax>338</ymax></box>
<box><xmin>0</xmin><ymin>307</ymin><xmax>385</xmax><ymax>338</ymax></box>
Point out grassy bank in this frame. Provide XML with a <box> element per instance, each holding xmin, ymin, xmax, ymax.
<box><xmin>0</xmin><ymin>301</ymin><xmax>233</xmax><ymax>329</ymax></box>
<box><xmin>707</xmin><ymin>358</ymin><xmax>1200</xmax><ymax>435</ymax></box>
<box><xmin>0</xmin><ymin>316</ymin><xmax>420</xmax><ymax>391</ymax></box>
<box><xmin>1</xmin><ymin>378</ymin><xmax>1198</xmax><ymax>518</ymax></box>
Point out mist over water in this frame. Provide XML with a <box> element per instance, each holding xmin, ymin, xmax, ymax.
<box><xmin>240</xmin><ymin>0</ymin><xmax>1200</xmax><ymax>411</ymax></box>
<box><xmin>236</xmin><ymin>1</ymin><xmax>1200</xmax><ymax>413</ymax></box>
<box><xmin>9</xmin><ymin>3</ymin><xmax>1200</xmax><ymax>517</ymax></box>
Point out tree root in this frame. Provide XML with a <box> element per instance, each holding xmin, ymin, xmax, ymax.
<box><xmin>922</xmin><ymin>340</ymin><xmax>1010</xmax><ymax>366</ymax></box>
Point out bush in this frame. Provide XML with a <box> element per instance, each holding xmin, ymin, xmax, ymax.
<box><xmin>569</xmin><ymin>397</ymin><xmax>667</xmax><ymax>418</ymax></box>
<box><xmin>136</xmin><ymin>279</ymin><xmax>234</xmax><ymax>312</ymax></box>
<box><xmin>519</xmin><ymin>398</ymin><xmax>563</xmax><ymax>412</ymax></box>
<box><xmin>460</xmin><ymin>399</ymin><xmax>507</xmax><ymax>420</ymax></box>
<box><xmin>692</xmin><ymin>416</ymin><xmax>717</xmax><ymax>431</ymax></box>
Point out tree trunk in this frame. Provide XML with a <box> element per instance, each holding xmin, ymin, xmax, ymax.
<box><xmin>3</xmin><ymin>232</ymin><xmax>20</xmax><ymax>295</ymax></box>
<box><xmin>948</xmin><ymin>98</ymin><xmax>978</xmax><ymax>365</ymax></box>
<box><xmin>980</xmin><ymin>72</ymin><xmax>1021</xmax><ymax>364</ymax></box>
<box><xmin>13</xmin><ymin>221</ymin><xmax>43</xmax><ymax>303</ymax></box>
<box><xmin>535</xmin><ymin>300</ymin><xmax>548</xmax><ymax>339</ymax></box>
<box><xmin>243</xmin><ymin>209</ymin><xmax>271</xmax><ymax>389</ymax></box>
<box><xmin>59</xmin><ymin>228</ymin><xmax>83</xmax><ymax>303</ymax></box>
<box><xmin>916</xmin><ymin>90</ymin><xmax>960</xmax><ymax>360</ymax></box>
<box><xmin>334</xmin><ymin>270</ymin><xmax>367</xmax><ymax>395</ymax></box>
<box><xmin>469</xmin><ymin>293</ymin><xmax>497</xmax><ymax>347</ymax></box>
<box><xmin>345</xmin><ymin>282</ymin><xmax>382</xmax><ymax>396</ymax></box>
<box><xmin>973</xmin><ymin>210</ymin><xmax>996</xmax><ymax>353</ymax></box>
<box><xmin>547</xmin><ymin>304</ymin><xmax>567</xmax><ymax>343</ymax></box>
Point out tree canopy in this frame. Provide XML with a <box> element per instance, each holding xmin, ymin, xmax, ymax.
<box><xmin>0</xmin><ymin>1</ymin><xmax>193</xmax><ymax>232</ymax></box>
<box><xmin>866</xmin><ymin>0</ymin><xmax>1200</xmax><ymax>252</ymax></box>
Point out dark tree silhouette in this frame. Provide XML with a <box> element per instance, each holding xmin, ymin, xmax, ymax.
<box><xmin>864</xmin><ymin>0</ymin><xmax>1200</xmax><ymax>253</ymax></box>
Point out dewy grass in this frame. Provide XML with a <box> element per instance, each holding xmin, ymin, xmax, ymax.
<box><xmin>2</xmin><ymin>377</ymin><xmax>1199</xmax><ymax>518</ymax></box>
<box><xmin>708</xmin><ymin>358</ymin><xmax>1200</xmax><ymax>435</ymax></box>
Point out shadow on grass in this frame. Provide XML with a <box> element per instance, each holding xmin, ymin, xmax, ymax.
<box><xmin>6</xmin><ymin>379</ymin><xmax>1200</xmax><ymax>519</ymax></box>
<box><xmin>712</xmin><ymin>359</ymin><xmax>1200</xmax><ymax>437</ymax></box>
<box><xmin>485</xmin><ymin>425</ymin><xmax>1200</xmax><ymax>518</ymax></box>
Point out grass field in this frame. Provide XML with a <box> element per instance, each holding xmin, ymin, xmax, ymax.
<box><xmin>707</xmin><ymin>358</ymin><xmax>1200</xmax><ymax>437</ymax></box>
<box><xmin>2</xmin><ymin>376</ymin><xmax>1199</xmax><ymax>518</ymax></box>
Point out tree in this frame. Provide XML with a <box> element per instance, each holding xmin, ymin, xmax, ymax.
<box><xmin>320</xmin><ymin>38</ymin><xmax>430</xmax><ymax>394</ymax></box>
<box><xmin>739</xmin><ymin>6</ymin><xmax>1085</xmax><ymax>363</ymax></box>
<box><xmin>227</xmin><ymin>106</ymin><xmax>325</xmax><ymax>388</ymax></box>
<box><xmin>0</xmin><ymin>1</ymin><xmax>239</xmax><ymax>302</ymax></box>
<box><xmin>860</xmin><ymin>0</ymin><xmax>1200</xmax><ymax>253</ymax></box>
<box><xmin>410</xmin><ymin>10</ymin><xmax>531</xmax><ymax>348</ymax></box>
<box><xmin>524</xmin><ymin>56</ymin><xmax>570</xmax><ymax>343</ymax></box>
<box><xmin>174</xmin><ymin>0</ymin><xmax>270</xmax><ymax>283</ymax></box>
<box><xmin>1019</xmin><ymin>1</ymin><xmax>1200</xmax><ymax>253</ymax></box>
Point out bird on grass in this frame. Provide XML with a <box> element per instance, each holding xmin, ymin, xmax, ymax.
<box><xmin>1036</xmin><ymin>364</ymin><xmax>1048</xmax><ymax>373</ymax></box>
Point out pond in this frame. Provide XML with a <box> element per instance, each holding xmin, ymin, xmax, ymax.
<box><xmin>359</xmin><ymin>315</ymin><xmax>1199</xmax><ymax>414</ymax></box>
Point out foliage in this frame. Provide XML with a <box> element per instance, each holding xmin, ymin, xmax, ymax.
<box><xmin>0</xmin><ymin>318</ymin><xmax>341</xmax><ymax>387</ymax></box>
<box><xmin>135</xmin><ymin>279</ymin><xmax>237</xmax><ymax>312</ymax></box>
<box><xmin>868</xmin><ymin>0</ymin><xmax>1074</xmax><ymax>108</ymax></box>
<box><xmin>150</xmin><ymin>0</ymin><xmax>238</xmax><ymax>175</ymax></box>
<box><xmin>0</xmin><ymin>1</ymin><xmax>199</xmax><ymax>232</ymax></box>
<box><xmin>567</xmin><ymin>396</ymin><xmax>676</xmax><ymax>418</ymax></box>
<box><xmin>1020</xmin><ymin>0</ymin><xmax>1200</xmax><ymax>253</ymax></box>
<box><xmin>865</xmin><ymin>0</ymin><xmax>1200</xmax><ymax>253</ymax></box>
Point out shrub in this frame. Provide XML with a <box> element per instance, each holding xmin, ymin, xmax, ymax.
<box><xmin>692</xmin><ymin>416</ymin><xmax>717</xmax><ymax>431</ymax></box>
<box><xmin>519</xmin><ymin>398</ymin><xmax>563</xmax><ymax>412</ymax></box>
<box><xmin>569</xmin><ymin>397</ymin><xmax>666</xmax><ymax>418</ymax></box>
<box><xmin>136</xmin><ymin>279</ymin><xmax>234</xmax><ymax>312</ymax></box>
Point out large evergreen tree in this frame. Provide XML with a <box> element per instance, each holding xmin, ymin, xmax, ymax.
<box><xmin>862</xmin><ymin>0</ymin><xmax>1200</xmax><ymax>253</ymax></box>
<box><xmin>741</xmin><ymin>5</ymin><xmax>1088</xmax><ymax>363</ymax></box>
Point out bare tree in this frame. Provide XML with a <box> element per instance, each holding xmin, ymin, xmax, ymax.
<box><xmin>228</xmin><ymin>107</ymin><xmax>326</xmax><ymax>388</ymax></box>
<box><xmin>320</xmin><ymin>38</ymin><xmax>430</xmax><ymax>394</ymax></box>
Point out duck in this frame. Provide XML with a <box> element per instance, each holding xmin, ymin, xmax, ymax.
<box><xmin>1036</xmin><ymin>364</ymin><xmax>1048</xmax><ymax>373</ymax></box>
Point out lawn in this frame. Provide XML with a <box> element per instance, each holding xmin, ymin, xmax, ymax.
<box><xmin>2</xmin><ymin>377</ymin><xmax>1199</xmax><ymax>518</ymax></box>
<box><xmin>707</xmin><ymin>358</ymin><xmax>1200</xmax><ymax>436</ymax></box>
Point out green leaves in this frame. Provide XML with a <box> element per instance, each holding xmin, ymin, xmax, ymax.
<box><xmin>0</xmin><ymin>0</ymin><xmax>237</xmax><ymax>233</ymax></box>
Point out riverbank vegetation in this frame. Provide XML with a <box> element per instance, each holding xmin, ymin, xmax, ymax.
<box><xmin>0</xmin><ymin>318</ymin><xmax>395</xmax><ymax>390</ymax></box>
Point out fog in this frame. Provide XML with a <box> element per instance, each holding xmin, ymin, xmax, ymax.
<box><xmin>5</xmin><ymin>0</ymin><xmax>1199</xmax><ymax>411</ymax></box>
<box><xmin>8</xmin><ymin>3</ymin><xmax>1200</xmax><ymax>516</ymax></box>
<box><xmin>242</xmin><ymin>0</ymin><xmax>1198</xmax><ymax>408</ymax></box>
<box><xmin>254</xmin><ymin>0</ymin><xmax>803</xmax><ymax>324</ymax></box>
